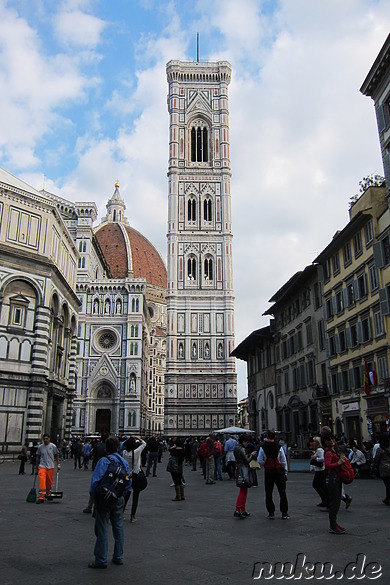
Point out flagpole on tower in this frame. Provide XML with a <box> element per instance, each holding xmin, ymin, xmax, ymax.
<box><xmin>197</xmin><ymin>32</ymin><xmax>199</xmax><ymax>62</ymax></box>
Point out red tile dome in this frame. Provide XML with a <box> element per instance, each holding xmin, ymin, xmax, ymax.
<box><xmin>95</xmin><ymin>222</ymin><xmax>167</xmax><ymax>288</ymax></box>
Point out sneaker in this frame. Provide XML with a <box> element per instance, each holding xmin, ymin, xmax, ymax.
<box><xmin>233</xmin><ymin>511</ymin><xmax>247</xmax><ymax>519</ymax></box>
<box><xmin>282</xmin><ymin>513</ymin><xmax>290</xmax><ymax>520</ymax></box>
<box><xmin>45</xmin><ymin>495</ymin><xmax>53</xmax><ymax>501</ymax></box>
<box><xmin>241</xmin><ymin>511</ymin><xmax>251</xmax><ymax>517</ymax></box>
<box><xmin>329</xmin><ymin>524</ymin><xmax>346</xmax><ymax>534</ymax></box>
<box><xmin>267</xmin><ymin>512</ymin><xmax>275</xmax><ymax>519</ymax></box>
<box><xmin>345</xmin><ymin>496</ymin><xmax>352</xmax><ymax>510</ymax></box>
<box><xmin>130</xmin><ymin>516</ymin><xmax>136</xmax><ymax>523</ymax></box>
<box><xmin>83</xmin><ymin>507</ymin><xmax>92</xmax><ymax>514</ymax></box>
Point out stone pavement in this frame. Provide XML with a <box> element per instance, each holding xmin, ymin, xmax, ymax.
<box><xmin>0</xmin><ymin>457</ymin><xmax>389</xmax><ymax>585</ymax></box>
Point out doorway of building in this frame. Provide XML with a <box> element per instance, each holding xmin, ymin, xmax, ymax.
<box><xmin>96</xmin><ymin>409</ymin><xmax>111</xmax><ymax>435</ymax></box>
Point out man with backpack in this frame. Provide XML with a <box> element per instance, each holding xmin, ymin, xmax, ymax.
<box><xmin>88</xmin><ymin>436</ymin><xmax>131</xmax><ymax>569</ymax></box>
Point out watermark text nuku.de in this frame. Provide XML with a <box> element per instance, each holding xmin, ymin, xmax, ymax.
<box><xmin>252</xmin><ymin>553</ymin><xmax>382</xmax><ymax>580</ymax></box>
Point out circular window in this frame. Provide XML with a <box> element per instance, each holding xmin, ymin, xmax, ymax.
<box><xmin>93</xmin><ymin>327</ymin><xmax>120</xmax><ymax>353</ymax></box>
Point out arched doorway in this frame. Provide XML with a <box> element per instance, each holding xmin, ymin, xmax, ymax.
<box><xmin>96</xmin><ymin>409</ymin><xmax>111</xmax><ymax>435</ymax></box>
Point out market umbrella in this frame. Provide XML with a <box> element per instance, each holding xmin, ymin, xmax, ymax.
<box><xmin>214</xmin><ymin>426</ymin><xmax>255</xmax><ymax>434</ymax></box>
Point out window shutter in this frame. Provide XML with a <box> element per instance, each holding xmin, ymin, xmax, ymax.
<box><xmin>376</xmin><ymin>103</ymin><xmax>387</xmax><ymax>133</ymax></box>
<box><xmin>379</xmin><ymin>288</ymin><xmax>390</xmax><ymax>316</ymax></box>
<box><xmin>335</xmin><ymin>334</ymin><xmax>340</xmax><ymax>354</ymax></box>
<box><xmin>342</xmin><ymin>287</ymin><xmax>349</xmax><ymax>307</ymax></box>
<box><xmin>346</xmin><ymin>327</ymin><xmax>352</xmax><ymax>349</ymax></box>
<box><xmin>373</xmin><ymin>242</ymin><xmax>385</xmax><ymax>269</ymax></box>
<box><xmin>353</xmin><ymin>279</ymin><xmax>360</xmax><ymax>301</ymax></box>
<box><xmin>357</xmin><ymin>321</ymin><xmax>363</xmax><ymax>344</ymax></box>
<box><xmin>383</xmin><ymin>151</ymin><xmax>390</xmax><ymax>183</ymax></box>
<box><xmin>348</xmin><ymin>368</ymin><xmax>355</xmax><ymax>390</ymax></box>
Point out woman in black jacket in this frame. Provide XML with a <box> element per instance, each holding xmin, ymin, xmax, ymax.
<box><xmin>169</xmin><ymin>438</ymin><xmax>185</xmax><ymax>501</ymax></box>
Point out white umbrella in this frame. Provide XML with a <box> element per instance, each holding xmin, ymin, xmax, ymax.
<box><xmin>214</xmin><ymin>426</ymin><xmax>255</xmax><ymax>434</ymax></box>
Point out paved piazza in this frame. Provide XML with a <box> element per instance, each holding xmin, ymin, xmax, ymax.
<box><xmin>1</xmin><ymin>457</ymin><xmax>388</xmax><ymax>584</ymax></box>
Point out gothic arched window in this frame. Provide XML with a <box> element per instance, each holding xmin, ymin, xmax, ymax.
<box><xmin>204</xmin><ymin>257</ymin><xmax>213</xmax><ymax>281</ymax></box>
<box><xmin>187</xmin><ymin>257</ymin><xmax>197</xmax><ymax>281</ymax></box>
<box><xmin>187</xmin><ymin>198</ymin><xmax>196</xmax><ymax>222</ymax></box>
<box><xmin>204</xmin><ymin>199</ymin><xmax>212</xmax><ymax>222</ymax></box>
<box><xmin>191</xmin><ymin>124</ymin><xmax>208</xmax><ymax>162</ymax></box>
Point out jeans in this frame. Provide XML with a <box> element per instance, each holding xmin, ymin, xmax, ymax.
<box><xmin>214</xmin><ymin>456</ymin><xmax>222</xmax><ymax>479</ymax></box>
<box><xmin>94</xmin><ymin>497</ymin><xmax>125</xmax><ymax>566</ymax></box>
<box><xmin>146</xmin><ymin>452</ymin><xmax>158</xmax><ymax>476</ymax></box>
<box><xmin>326</xmin><ymin>473</ymin><xmax>342</xmax><ymax>530</ymax></box>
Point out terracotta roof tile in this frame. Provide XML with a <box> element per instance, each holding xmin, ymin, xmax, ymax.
<box><xmin>95</xmin><ymin>223</ymin><xmax>167</xmax><ymax>289</ymax></box>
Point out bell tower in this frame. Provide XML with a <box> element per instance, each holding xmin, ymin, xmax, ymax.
<box><xmin>164</xmin><ymin>58</ymin><xmax>237</xmax><ymax>436</ymax></box>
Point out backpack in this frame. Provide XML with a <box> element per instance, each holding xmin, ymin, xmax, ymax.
<box><xmin>338</xmin><ymin>457</ymin><xmax>354</xmax><ymax>484</ymax></box>
<box><xmin>95</xmin><ymin>455</ymin><xmax>130</xmax><ymax>506</ymax></box>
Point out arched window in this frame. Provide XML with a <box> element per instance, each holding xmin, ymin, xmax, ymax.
<box><xmin>191</xmin><ymin>124</ymin><xmax>208</xmax><ymax>162</ymax></box>
<box><xmin>187</xmin><ymin>198</ymin><xmax>196</xmax><ymax>222</ymax></box>
<box><xmin>204</xmin><ymin>258</ymin><xmax>213</xmax><ymax>281</ymax></box>
<box><xmin>203</xmin><ymin>199</ymin><xmax>212</xmax><ymax>222</ymax></box>
<box><xmin>187</xmin><ymin>257</ymin><xmax>197</xmax><ymax>281</ymax></box>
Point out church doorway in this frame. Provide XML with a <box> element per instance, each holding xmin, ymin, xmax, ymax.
<box><xmin>96</xmin><ymin>409</ymin><xmax>111</xmax><ymax>435</ymax></box>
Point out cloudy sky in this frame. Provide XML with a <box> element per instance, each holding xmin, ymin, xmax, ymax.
<box><xmin>0</xmin><ymin>0</ymin><xmax>389</xmax><ymax>398</ymax></box>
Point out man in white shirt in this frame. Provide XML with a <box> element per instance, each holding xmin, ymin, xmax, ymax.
<box><xmin>35</xmin><ymin>433</ymin><xmax>60</xmax><ymax>503</ymax></box>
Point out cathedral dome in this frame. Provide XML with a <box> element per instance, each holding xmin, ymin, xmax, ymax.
<box><xmin>95</xmin><ymin>222</ymin><xmax>167</xmax><ymax>288</ymax></box>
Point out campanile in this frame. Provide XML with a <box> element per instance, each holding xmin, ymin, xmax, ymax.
<box><xmin>164</xmin><ymin>58</ymin><xmax>237</xmax><ymax>435</ymax></box>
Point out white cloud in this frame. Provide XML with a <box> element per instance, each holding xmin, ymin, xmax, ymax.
<box><xmin>54</xmin><ymin>5</ymin><xmax>106</xmax><ymax>48</ymax></box>
<box><xmin>0</xmin><ymin>2</ymin><xmax>101</xmax><ymax>169</ymax></box>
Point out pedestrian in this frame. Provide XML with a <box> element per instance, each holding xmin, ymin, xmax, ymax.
<box><xmin>371</xmin><ymin>434</ymin><xmax>390</xmax><ymax>506</ymax></box>
<box><xmin>122</xmin><ymin>436</ymin><xmax>147</xmax><ymax>522</ymax></box>
<box><xmin>224</xmin><ymin>433</ymin><xmax>237</xmax><ymax>480</ymax></box>
<box><xmin>61</xmin><ymin>439</ymin><xmax>68</xmax><ymax>461</ymax></box>
<box><xmin>197</xmin><ymin>437</ymin><xmax>207</xmax><ymax>479</ymax></box>
<box><xmin>257</xmin><ymin>430</ymin><xmax>289</xmax><ymax>519</ymax></box>
<box><xmin>168</xmin><ymin>437</ymin><xmax>185</xmax><ymax>501</ymax></box>
<box><xmin>213</xmin><ymin>436</ymin><xmax>223</xmax><ymax>481</ymax></box>
<box><xmin>73</xmin><ymin>437</ymin><xmax>82</xmax><ymax>469</ymax></box>
<box><xmin>18</xmin><ymin>440</ymin><xmax>28</xmax><ymax>475</ymax></box>
<box><xmin>83</xmin><ymin>435</ymin><xmax>107</xmax><ymax>514</ymax></box>
<box><xmin>310</xmin><ymin>436</ymin><xmax>328</xmax><ymax>508</ymax></box>
<box><xmin>205</xmin><ymin>433</ymin><xmax>216</xmax><ymax>484</ymax></box>
<box><xmin>322</xmin><ymin>431</ymin><xmax>346</xmax><ymax>534</ymax></box>
<box><xmin>145</xmin><ymin>436</ymin><xmax>159</xmax><ymax>477</ymax></box>
<box><xmin>191</xmin><ymin>437</ymin><xmax>199</xmax><ymax>471</ymax></box>
<box><xmin>233</xmin><ymin>434</ymin><xmax>257</xmax><ymax>518</ymax></box>
<box><xmin>82</xmin><ymin>440</ymin><xmax>92</xmax><ymax>470</ymax></box>
<box><xmin>88</xmin><ymin>436</ymin><xmax>131</xmax><ymax>569</ymax></box>
<box><xmin>30</xmin><ymin>441</ymin><xmax>38</xmax><ymax>475</ymax></box>
<box><xmin>349</xmin><ymin>445</ymin><xmax>366</xmax><ymax>477</ymax></box>
<box><xmin>336</xmin><ymin>437</ymin><xmax>352</xmax><ymax>509</ymax></box>
<box><xmin>35</xmin><ymin>433</ymin><xmax>61</xmax><ymax>504</ymax></box>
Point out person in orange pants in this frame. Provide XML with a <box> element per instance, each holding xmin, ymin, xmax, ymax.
<box><xmin>35</xmin><ymin>434</ymin><xmax>60</xmax><ymax>503</ymax></box>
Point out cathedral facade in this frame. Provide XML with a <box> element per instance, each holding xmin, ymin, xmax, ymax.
<box><xmin>0</xmin><ymin>169</ymin><xmax>79</xmax><ymax>452</ymax></box>
<box><xmin>0</xmin><ymin>170</ymin><xmax>166</xmax><ymax>455</ymax></box>
<box><xmin>50</xmin><ymin>184</ymin><xmax>167</xmax><ymax>438</ymax></box>
<box><xmin>164</xmin><ymin>59</ymin><xmax>238</xmax><ymax>436</ymax></box>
